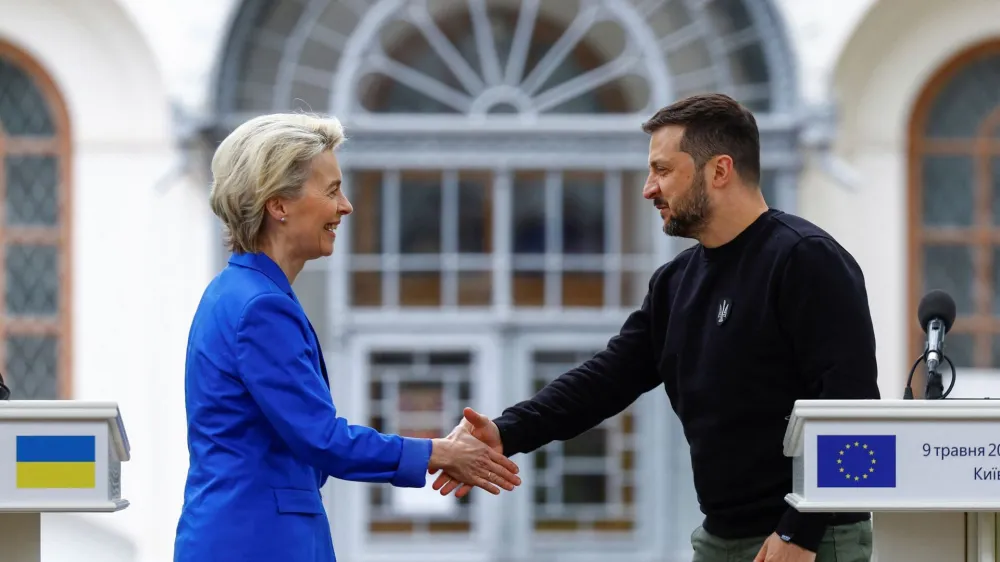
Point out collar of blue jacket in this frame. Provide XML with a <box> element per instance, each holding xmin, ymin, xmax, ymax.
<box><xmin>229</xmin><ymin>252</ymin><xmax>292</xmax><ymax>295</ymax></box>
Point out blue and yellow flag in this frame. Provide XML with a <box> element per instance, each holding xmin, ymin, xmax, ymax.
<box><xmin>817</xmin><ymin>434</ymin><xmax>896</xmax><ymax>488</ymax></box>
<box><xmin>16</xmin><ymin>435</ymin><xmax>96</xmax><ymax>489</ymax></box>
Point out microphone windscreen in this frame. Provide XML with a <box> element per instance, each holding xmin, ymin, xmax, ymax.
<box><xmin>917</xmin><ymin>289</ymin><xmax>957</xmax><ymax>333</ymax></box>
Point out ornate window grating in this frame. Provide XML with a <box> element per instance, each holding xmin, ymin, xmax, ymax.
<box><xmin>0</xmin><ymin>42</ymin><xmax>72</xmax><ymax>400</ymax></box>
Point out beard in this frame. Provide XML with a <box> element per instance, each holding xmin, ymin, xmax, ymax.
<box><xmin>662</xmin><ymin>171</ymin><xmax>711</xmax><ymax>239</ymax></box>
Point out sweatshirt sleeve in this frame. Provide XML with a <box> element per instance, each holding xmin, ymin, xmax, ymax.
<box><xmin>492</xmin><ymin>268</ymin><xmax>666</xmax><ymax>456</ymax></box>
<box><xmin>774</xmin><ymin>236</ymin><xmax>881</xmax><ymax>551</ymax></box>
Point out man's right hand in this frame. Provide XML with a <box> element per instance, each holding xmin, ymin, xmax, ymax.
<box><xmin>430</xmin><ymin>407</ymin><xmax>504</xmax><ymax>498</ymax></box>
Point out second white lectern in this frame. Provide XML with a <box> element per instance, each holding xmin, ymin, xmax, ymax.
<box><xmin>784</xmin><ymin>399</ymin><xmax>1000</xmax><ymax>561</ymax></box>
<box><xmin>0</xmin><ymin>400</ymin><xmax>130</xmax><ymax>562</ymax></box>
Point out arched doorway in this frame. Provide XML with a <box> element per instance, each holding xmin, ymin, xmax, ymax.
<box><xmin>212</xmin><ymin>1</ymin><xmax>801</xmax><ymax>559</ymax></box>
<box><xmin>0</xmin><ymin>41</ymin><xmax>72</xmax><ymax>400</ymax></box>
<box><xmin>908</xmin><ymin>41</ymin><xmax>1000</xmax><ymax>392</ymax></box>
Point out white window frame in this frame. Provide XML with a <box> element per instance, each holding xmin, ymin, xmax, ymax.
<box><xmin>334</xmin><ymin>331</ymin><xmax>505</xmax><ymax>562</ymax></box>
<box><xmin>504</xmin><ymin>331</ymin><xmax>669</xmax><ymax>561</ymax></box>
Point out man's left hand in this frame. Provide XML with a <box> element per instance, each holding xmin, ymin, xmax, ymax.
<box><xmin>753</xmin><ymin>533</ymin><xmax>817</xmax><ymax>562</ymax></box>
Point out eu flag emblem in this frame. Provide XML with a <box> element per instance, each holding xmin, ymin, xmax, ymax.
<box><xmin>817</xmin><ymin>435</ymin><xmax>896</xmax><ymax>488</ymax></box>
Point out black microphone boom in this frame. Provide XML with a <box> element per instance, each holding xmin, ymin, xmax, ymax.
<box><xmin>905</xmin><ymin>290</ymin><xmax>957</xmax><ymax>400</ymax></box>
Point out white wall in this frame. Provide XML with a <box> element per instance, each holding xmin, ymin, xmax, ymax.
<box><xmin>2</xmin><ymin>0</ymin><xmax>996</xmax><ymax>560</ymax></box>
<box><xmin>804</xmin><ymin>0</ymin><xmax>1000</xmax><ymax>400</ymax></box>
<box><xmin>0</xmin><ymin>0</ymin><xmax>214</xmax><ymax>561</ymax></box>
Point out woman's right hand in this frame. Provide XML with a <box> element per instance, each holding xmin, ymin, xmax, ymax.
<box><xmin>428</xmin><ymin>433</ymin><xmax>521</xmax><ymax>495</ymax></box>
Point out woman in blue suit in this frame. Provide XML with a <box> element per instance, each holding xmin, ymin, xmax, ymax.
<box><xmin>173</xmin><ymin>114</ymin><xmax>521</xmax><ymax>562</ymax></box>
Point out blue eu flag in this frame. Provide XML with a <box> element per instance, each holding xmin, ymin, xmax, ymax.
<box><xmin>816</xmin><ymin>435</ymin><xmax>896</xmax><ymax>488</ymax></box>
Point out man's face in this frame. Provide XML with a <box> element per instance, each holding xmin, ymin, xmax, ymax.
<box><xmin>642</xmin><ymin>125</ymin><xmax>711</xmax><ymax>239</ymax></box>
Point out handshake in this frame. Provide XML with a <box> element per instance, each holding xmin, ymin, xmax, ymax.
<box><xmin>426</xmin><ymin>407</ymin><xmax>521</xmax><ymax>497</ymax></box>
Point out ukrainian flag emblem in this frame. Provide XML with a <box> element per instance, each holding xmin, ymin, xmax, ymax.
<box><xmin>15</xmin><ymin>435</ymin><xmax>96</xmax><ymax>489</ymax></box>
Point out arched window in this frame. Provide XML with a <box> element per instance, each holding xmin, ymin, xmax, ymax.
<box><xmin>214</xmin><ymin>0</ymin><xmax>799</xmax><ymax>557</ymax></box>
<box><xmin>909</xmin><ymin>42</ymin><xmax>1000</xmax><ymax>376</ymax></box>
<box><xmin>0</xmin><ymin>42</ymin><xmax>72</xmax><ymax>400</ymax></box>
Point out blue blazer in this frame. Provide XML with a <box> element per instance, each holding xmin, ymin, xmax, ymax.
<box><xmin>174</xmin><ymin>252</ymin><xmax>432</xmax><ymax>562</ymax></box>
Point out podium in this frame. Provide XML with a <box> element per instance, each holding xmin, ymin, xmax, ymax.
<box><xmin>0</xmin><ymin>401</ymin><xmax>130</xmax><ymax>562</ymax></box>
<box><xmin>784</xmin><ymin>399</ymin><xmax>1000</xmax><ymax>562</ymax></box>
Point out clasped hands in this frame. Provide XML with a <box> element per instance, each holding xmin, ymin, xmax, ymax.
<box><xmin>427</xmin><ymin>407</ymin><xmax>518</xmax><ymax>497</ymax></box>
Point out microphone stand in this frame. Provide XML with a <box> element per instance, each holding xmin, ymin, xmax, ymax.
<box><xmin>924</xmin><ymin>366</ymin><xmax>944</xmax><ymax>400</ymax></box>
<box><xmin>904</xmin><ymin>348</ymin><xmax>955</xmax><ymax>400</ymax></box>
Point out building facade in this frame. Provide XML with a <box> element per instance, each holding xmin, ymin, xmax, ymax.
<box><xmin>0</xmin><ymin>0</ymin><xmax>997</xmax><ymax>560</ymax></box>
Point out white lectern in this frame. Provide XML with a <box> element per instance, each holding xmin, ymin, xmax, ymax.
<box><xmin>784</xmin><ymin>399</ymin><xmax>1000</xmax><ymax>562</ymax></box>
<box><xmin>0</xmin><ymin>401</ymin><xmax>130</xmax><ymax>562</ymax></box>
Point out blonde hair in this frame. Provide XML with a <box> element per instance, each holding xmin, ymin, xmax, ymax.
<box><xmin>209</xmin><ymin>113</ymin><xmax>346</xmax><ymax>253</ymax></box>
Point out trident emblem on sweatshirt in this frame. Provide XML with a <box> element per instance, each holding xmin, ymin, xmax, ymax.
<box><xmin>716</xmin><ymin>299</ymin><xmax>731</xmax><ymax>325</ymax></box>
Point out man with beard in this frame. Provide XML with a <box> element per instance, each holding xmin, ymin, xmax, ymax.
<box><xmin>432</xmin><ymin>93</ymin><xmax>880</xmax><ymax>562</ymax></box>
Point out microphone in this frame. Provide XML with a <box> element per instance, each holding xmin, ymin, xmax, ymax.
<box><xmin>906</xmin><ymin>290</ymin><xmax>957</xmax><ymax>400</ymax></box>
<box><xmin>918</xmin><ymin>290</ymin><xmax>956</xmax><ymax>373</ymax></box>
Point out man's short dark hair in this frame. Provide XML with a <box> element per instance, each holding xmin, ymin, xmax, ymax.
<box><xmin>641</xmin><ymin>93</ymin><xmax>761</xmax><ymax>186</ymax></box>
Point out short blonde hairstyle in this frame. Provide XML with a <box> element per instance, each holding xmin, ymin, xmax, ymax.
<box><xmin>209</xmin><ymin>113</ymin><xmax>346</xmax><ymax>253</ymax></box>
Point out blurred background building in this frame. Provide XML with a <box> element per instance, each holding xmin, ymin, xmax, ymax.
<box><xmin>0</xmin><ymin>0</ymin><xmax>997</xmax><ymax>560</ymax></box>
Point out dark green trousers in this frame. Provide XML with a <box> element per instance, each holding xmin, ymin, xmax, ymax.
<box><xmin>691</xmin><ymin>520</ymin><xmax>873</xmax><ymax>562</ymax></box>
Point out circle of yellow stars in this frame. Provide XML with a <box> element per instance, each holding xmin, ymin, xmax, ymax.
<box><xmin>837</xmin><ymin>441</ymin><xmax>877</xmax><ymax>482</ymax></box>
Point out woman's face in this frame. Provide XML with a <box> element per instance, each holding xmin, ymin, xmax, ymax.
<box><xmin>282</xmin><ymin>151</ymin><xmax>353</xmax><ymax>260</ymax></box>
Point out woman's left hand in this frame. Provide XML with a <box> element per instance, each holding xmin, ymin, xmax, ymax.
<box><xmin>428</xmin><ymin>435</ymin><xmax>521</xmax><ymax>494</ymax></box>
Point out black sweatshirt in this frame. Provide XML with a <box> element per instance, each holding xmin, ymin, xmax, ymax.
<box><xmin>493</xmin><ymin>209</ymin><xmax>881</xmax><ymax>552</ymax></box>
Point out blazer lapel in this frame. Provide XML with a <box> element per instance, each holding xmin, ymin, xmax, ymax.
<box><xmin>284</xmin><ymin>290</ymin><xmax>331</xmax><ymax>389</ymax></box>
<box><xmin>307</xmin><ymin>321</ymin><xmax>331</xmax><ymax>389</ymax></box>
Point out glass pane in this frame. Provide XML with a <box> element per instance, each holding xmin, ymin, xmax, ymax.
<box><xmin>513</xmin><ymin>172</ymin><xmax>546</xmax><ymax>254</ymax></box>
<box><xmin>620</xmin><ymin>270</ymin><xmax>647</xmax><ymax>309</ymax></box>
<box><xmin>458</xmin><ymin>173</ymin><xmax>492</xmax><ymax>253</ymax></box>
<box><xmin>400</xmin><ymin>272</ymin><xmax>441</xmax><ymax>306</ymax></box>
<box><xmin>513</xmin><ymin>272</ymin><xmax>544</xmax><ymax>306</ymax></box>
<box><xmin>665</xmin><ymin>40</ymin><xmax>712</xmax><ymax>77</ymax></box>
<box><xmin>398</xmin><ymin>381</ymin><xmax>443</xmax><ymax>414</ymax></box>
<box><xmin>942</xmin><ymin>331</ymin><xmax>974</xmax><ymax>369</ymax></box>
<box><xmin>0</xmin><ymin>57</ymin><xmax>55</xmax><ymax>136</ymax></box>
<box><xmin>457</xmin><ymin>272</ymin><xmax>490</xmax><ymax>306</ymax></box>
<box><xmin>400</xmin><ymin>173</ymin><xmax>442</xmax><ymax>254</ymax></box>
<box><xmin>562</xmin><ymin>273</ymin><xmax>604</xmax><ymax>307</ymax></box>
<box><xmin>562</xmin><ymin>173</ymin><xmax>604</xmax><ymax>254</ymax></box>
<box><xmin>922</xmin><ymin>245</ymin><xmax>974</xmax><ymax>315</ymax></box>
<box><xmin>728</xmin><ymin>44</ymin><xmax>771</xmax><ymax>108</ymax></box>
<box><xmin>644</xmin><ymin>0</ymin><xmax>693</xmax><ymax>37</ymax></box>
<box><xmin>563</xmin><ymin>428</ymin><xmax>607</xmax><ymax>457</ymax></box>
<box><xmin>925</xmin><ymin>53</ymin><xmax>1000</xmax><ymax>138</ymax></box>
<box><xmin>922</xmin><ymin>155</ymin><xmax>973</xmax><ymax>227</ymax></box>
<box><xmin>5</xmin><ymin>155</ymin><xmax>58</xmax><ymax>226</ymax></box>
<box><xmin>5</xmin><ymin>335</ymin><xmax>58</xmax><ymax>399</ymax></box>
<box><xmin>705</xmin><ymin>0</ymin><xmax>753</xmax><ymax>34</ymax></box>
<box><xmin>5</xmin><ymin>243</ymin><xmax>59</xmax><ymax>316</ymax></box>
<box><xmin>349</xmin><ymin>171</ymin><xmax>382</xmax><ymax>254</ymax></box>
<box><xmin>562</xmin><ymin>474</ymin><xmax>607</xmax><ymax>504</ymax></box>
<box><xmin>350</xmin><ymin>272</ymin><xmax>381</xmax><ymax>306</ymax></box>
